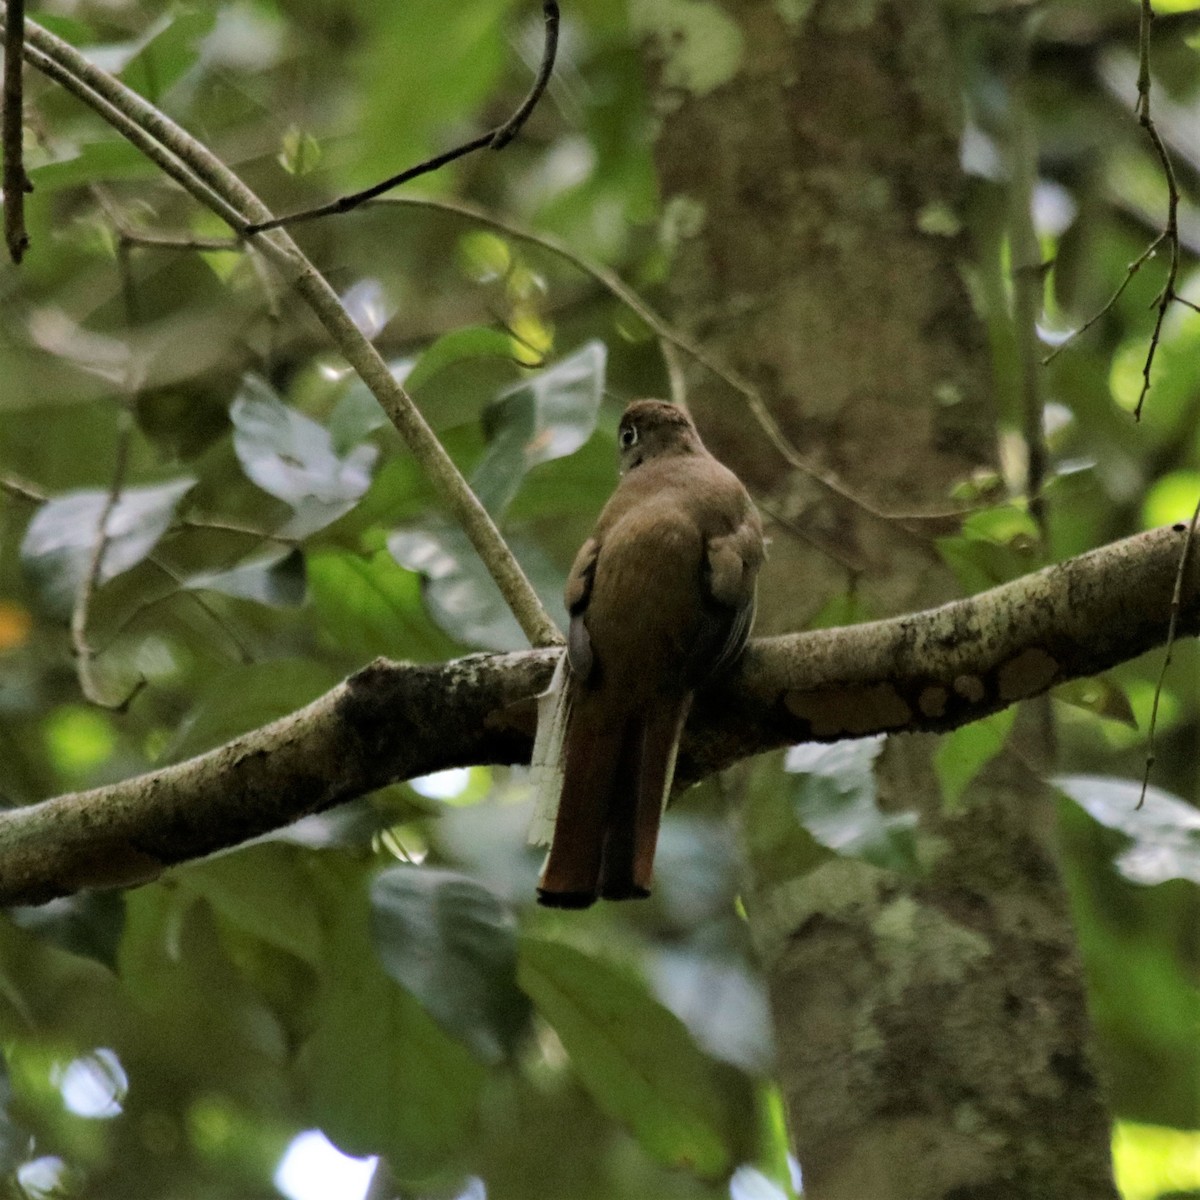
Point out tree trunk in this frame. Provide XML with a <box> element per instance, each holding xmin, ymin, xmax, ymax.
<box><xmin>639</xmin><ymin>1</ymin><xmax>1120</xmax><ymax>1195</ymax></box>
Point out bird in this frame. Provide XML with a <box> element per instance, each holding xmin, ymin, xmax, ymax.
<box><xmin>534</xmin><ymin>399</ymin><xmax>764</xmax><ymax>908</ymax></box>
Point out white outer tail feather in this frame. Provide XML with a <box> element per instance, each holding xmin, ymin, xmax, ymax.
<box><xmin>527</xmin><ymin>650</ymin><xmax>572</xmax><ymax>847</ymax></box>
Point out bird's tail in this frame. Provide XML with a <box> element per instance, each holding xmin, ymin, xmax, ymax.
<box><xmin>536</xmin><ymin>691</ymin><xmax>690</xmax><ymax>908</ymax></box>
<box><xmin>598</xmin><ymin>695</ymin><xmax>689</xmax><ymax>901</ymax></box>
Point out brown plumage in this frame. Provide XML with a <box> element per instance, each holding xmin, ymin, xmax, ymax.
<box><xmin>537</xmin><ymin>400</ymin><xmax>764</xmax><ymax>908</ymax></box>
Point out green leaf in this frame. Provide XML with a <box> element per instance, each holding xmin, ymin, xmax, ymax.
<box><xmin>29</xmin><ymin>138</ymin><xmax>160</xmax><ymax>191</ymax></box>
<box><xmin>116</xmin><ymin>888</ymin><xmax>292</xmax><ymax>1101</ymax></box>
<box><xmin>387</xmin><ymin>526</ymin><xmax>567</xmax><ymax>651</ymax></box>
<box><xmin>185</xmin><ymin>548</ymin><xmax>306</xmax><ymax>607</ymax></box>
<box><xmin>7</xmin><ymin>893</ymin><xmax>125</xmax><ymax>972</ymax></box>
<box><xmin>404</xmin><ymin>326</ymin><xmax>517</xmax><ymax>395</ymax></box>
<box><xmin>21</xmin><ymin>478</ymin><xmax>195</xmax><ymax>616</ymax></box>
<box><xmin>179</xmin><ymin>845</ymin><xmax>322</xmax><ymax>965</ymax></box>
<box><xmin>163</xmin><ymin>659</ymin><xmax>339</xmax><ymax>763</ymax></box>
<box><xmin>518</xmin><ymin>936</ymin><xmax>732</xmax><ymax>1178</ymax></box>
<box><xmin>308</xmin><ymin>875</ymin><xmax>484</xmax><ymax>1179</ymax></box>
<box><xmin>369</xmin><ymin>867</ymin><xmax>527</xmax><ymax>1064</ymax></box>
<box><xmin>934</xmin><ymin>707</ymin><xmax>1017</xmax><ymax>808</ymax></box>
<box><xmin>471</xmin><ymin>342</ymin><xmax>607</xmax><ymax>516</ymax></box>
<box><xmin>1054</xmin><ymin>775</ymin><xmax>1200</xmax><ymax>886</ymax></box>
<box><xmin>784</xmin><ymin>738</ymin><xmax>919</xmax><ymax>872</ymax></box>
<box><xmin>230</xmin><ymin>375</ymin><xmax>377</xmax><ymax>537</ymax></box>
<box><xmin>307</xmin><ymin>549</ymin><xmax>454</xmax><ymax>660</ymax></box>
<box><xmin>328</xmin><ymin>388</ymin><xmax>392</xmax><ymax>455</ymax></box>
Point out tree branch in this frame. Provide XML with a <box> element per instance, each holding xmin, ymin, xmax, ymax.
<box><xmin>0</xmin><ymin>524</ymin><xmax>1193</xmax><ymax>907</ymax></box>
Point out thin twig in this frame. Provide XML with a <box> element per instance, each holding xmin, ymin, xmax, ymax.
<box><xmin>3</xmin><ymin>14</ymin><xmax>561</xmax><ymax>649</ymax></box>
<box><xmin>2</xmin><ymin>0</ymin><xmax>30</xmax><ymax>262</ymax></box>
<box><xmin>1041</xmin><ymin>234</ymin><xmax>1165</xmax><ymax>365</ymax></box>
<box><xmin>243</xmin><ymin>1</ymin><xmax>560</xmax><ymax>235</ymax></box>
<box><xmin>1138</xmin><ymin>503</ymin><xmax>1200</xmax><ymax>809</ymax></box>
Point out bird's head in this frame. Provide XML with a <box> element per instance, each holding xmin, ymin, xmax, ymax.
<box><xmin>616</xmin><ymin>400</ymin><xmax>702</xmax><ymax>473</ymax></box>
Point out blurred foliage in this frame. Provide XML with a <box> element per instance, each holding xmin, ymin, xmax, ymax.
<box><xmin>0</xmin><ymin>0</ymin><xmax>1197</xmax><ymax>1197</ymax></box>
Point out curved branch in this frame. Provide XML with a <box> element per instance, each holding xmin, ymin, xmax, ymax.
<box><xmin>0</xmin><ymin>525</ymin><xmax>1194</xmax><ymax>907</ymax></box>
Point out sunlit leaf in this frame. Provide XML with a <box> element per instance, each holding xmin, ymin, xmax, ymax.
<box><xmin>457</xmin><ymin>231</ymin><xmax>511</xmax><ymax>283</ymax></box>
<box><xmin>1141</xmin><ymin>470</ymin><xmax>1200</xmax><ymax>530</ymax></box>
<box><xmin>1055</xmin><ymin>774</ymin><xmax>1200</xmax><ymax>886</ymax></box>
<box><xmin>369</xmin><ymin>867</ymin><xmax>527</xmax><ymax>1064</ymax></box>
<box><xmin>1112</xmin><ymin>1122</ymin><xmax>1200</xmax><ymax>1200</ymax></box>
<box><xmin>520</xmin><ymin>936</ymin><xmax>732</xmax><ymax>1177</ymax></box>
<box><xmin>21</xmin><ymin>478</ymin><xmax>194</xmax><ymax>615</ymax></box>
<box><xmin>784</xmin><ymin>738</ymin><xmax>918</xmax><ymax>871</ymax></box>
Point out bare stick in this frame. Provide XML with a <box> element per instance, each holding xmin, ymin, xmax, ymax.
<box><xmin>2</xmin><ymin>0</ymin><xmax>30</xmax><ymax>261</ymax></box>
<box><xmin>1</xmin><ymin>15</ymin><xmax>561</xmax><ymax>649</ymax></box>
<box><xmin>243</xmin><ymin>1</ymin><xmax>560</xmax><ymax>235</ymax></box>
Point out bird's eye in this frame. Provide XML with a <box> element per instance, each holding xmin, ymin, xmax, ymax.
<box><xmin>620</xmin><ymin>425</ymin><xmax>638</xmax><ymax>449</ymax></box>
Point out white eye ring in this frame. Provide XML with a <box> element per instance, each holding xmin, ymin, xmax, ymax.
<box><xmin>620</xmin><ymin>425</ymin><xmax>638</xmax><ymax>448</ymax></box>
